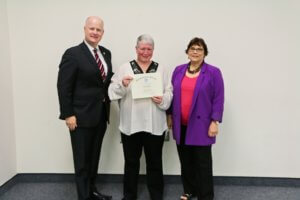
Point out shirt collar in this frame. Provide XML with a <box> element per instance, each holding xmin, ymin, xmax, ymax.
<box><xmin>84</xmin><ymin>40</ymin><xmax>99</xmax><ymax>52</ymax></box>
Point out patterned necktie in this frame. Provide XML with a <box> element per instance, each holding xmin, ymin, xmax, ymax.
<box><xmin>93</xmin><ymin>48</ymin><xmax>106</xmax><ymax>80</ymax></box>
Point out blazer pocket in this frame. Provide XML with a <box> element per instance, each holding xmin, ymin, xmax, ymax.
<box><xmin>196</xmin><ymin>115</ymin><xmax>211</xmax><ymax>122</ymax></box>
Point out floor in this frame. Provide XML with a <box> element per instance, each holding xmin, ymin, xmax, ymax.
<box><xmin>1</xmin><ymin>181</ymin><xmax>300</xmax><ymax>200</ymax></box>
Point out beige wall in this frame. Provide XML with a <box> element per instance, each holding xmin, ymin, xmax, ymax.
<box><xmin>4</xmin><ymin>0</ymin><xmax>300</xmax><ymax>177</ymax></box>
<box><xmin>0</xmin><ymin>0</ymin><xmax>17</xmax><ymax>186</ymax></box>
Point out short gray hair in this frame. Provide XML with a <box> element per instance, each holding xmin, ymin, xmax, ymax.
<box><xmin>136</xmin><ymin>34</ymin><xmax>154</xmax><ymax>48</ymax></box>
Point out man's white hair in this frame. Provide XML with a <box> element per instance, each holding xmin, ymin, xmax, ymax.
<box><xmin>85</xmin><ymin>16</ymin><xmax>104</xmax><ymax>26</ymax></box>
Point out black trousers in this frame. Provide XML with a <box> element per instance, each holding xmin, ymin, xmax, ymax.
<box><xmin>121</xmin><ymin>132</ymin><xmax>165</xmax><ymax>200</ymax></box>
<box><xmin>70</xmin><ymin>114</ymin><xmax>107</xmax><ymax>200</ymax></box>
<box><xmin>177</xmin><ymin>126</ymin><xmax>214</xmax><ymax>200</ymax></box>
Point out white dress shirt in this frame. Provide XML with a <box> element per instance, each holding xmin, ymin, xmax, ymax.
<box><xmin>108</xmin><ymin>61</ymin><xmax>173</xmax><ymax>136</ymax></box>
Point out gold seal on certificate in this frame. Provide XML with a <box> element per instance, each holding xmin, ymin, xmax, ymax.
<box><xmin>131</xmin><ymin>72</ymin><xmax>163</xmax><ymax>99</ymax></box>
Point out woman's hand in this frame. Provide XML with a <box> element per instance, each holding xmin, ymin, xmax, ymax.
<box><xmin>152</xmin><ymin>96</ymin><xmax>163</xmax><ymax>104</ymax></box>
<box><xmin>208</xmin><ymin>121</ymin><xmax>219</xmax><ymax>137</ymax></box>
<box><xmin>122</xmin><ymin>76</ymin><xmax>133</xmax><ymax>87</ymax></box>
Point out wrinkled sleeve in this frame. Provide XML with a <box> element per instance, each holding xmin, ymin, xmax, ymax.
<box><xmin>166</xmin><ymin>67</ymin><xmax>177</xmax><ymax>115</ymax></box>
<box><xmin>157</xmin><ymin>67</ymin><xmax>173</xmax><ymax>110</ymax></box>
<box><xmin>108</xmin><ymin>64</ymin><xmax>127</xmax><ymax>100</ymax></box>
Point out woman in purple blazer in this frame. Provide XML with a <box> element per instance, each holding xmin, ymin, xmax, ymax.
<box><xmin>167</xmin><ymin>37</ymin><xmax>224</xmax><ymax>200</ymax></box>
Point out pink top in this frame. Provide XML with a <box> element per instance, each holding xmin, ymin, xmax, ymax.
<box><xmin>181</xmin><ymin>75</ymin><xmax>198</xmax><ymax>125</ymax></box>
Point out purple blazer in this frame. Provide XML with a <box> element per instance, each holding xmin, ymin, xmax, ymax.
<box><xmin>171</xmin><ymin>62</ymin><xmax>224</xmax><ymax>146</ymax></box>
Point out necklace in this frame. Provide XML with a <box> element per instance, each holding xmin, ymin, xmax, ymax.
<box><xmin>187</xmin><ymin>64</ymin><xmax>201</xmax><ymax>74</ymax></box>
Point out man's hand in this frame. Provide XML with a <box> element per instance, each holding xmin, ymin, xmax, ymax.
<box><xmin>66</xmin><ymin>116</ymin><xmax>77</xmax><ymax>131</ymax></box>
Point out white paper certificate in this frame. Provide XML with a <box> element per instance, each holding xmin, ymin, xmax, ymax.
<box><xmin>131</xmin><ymin>72</ymin><xmax>163</xmax><ymax>99</ymax></box>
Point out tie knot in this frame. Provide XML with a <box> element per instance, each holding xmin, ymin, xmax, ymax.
<box><xmin>93</xmin><ymin>48</ymin><xmax>97</xmax><ymax>54</ymax></box>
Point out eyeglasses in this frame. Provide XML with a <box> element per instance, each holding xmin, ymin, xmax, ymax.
<box><xmin>189</xmin><ymin>47</ymin><xmax>204</xmax><ymax>53</ymax></box>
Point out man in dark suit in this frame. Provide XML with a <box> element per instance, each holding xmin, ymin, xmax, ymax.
<box><xmin>57</xmin><ymin>16</ymin><xmax>113</xmax><ymax>200</ymax></box>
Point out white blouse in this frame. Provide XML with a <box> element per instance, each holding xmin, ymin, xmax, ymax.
<box><xmin>108</xmin><ymin>61</ymin><xmax>173</xmax><ymax>136</ymax></box>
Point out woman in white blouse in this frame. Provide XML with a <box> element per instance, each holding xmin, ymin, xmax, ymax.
<box><xmin>108</xmin><ymin>34</ymin><xmax>172</xmax><ymax>200</ymax></box>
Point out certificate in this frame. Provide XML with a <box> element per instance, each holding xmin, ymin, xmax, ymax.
<box><xmin>131</xmin><ymin>72</ymin><xmax>163</xmax><ymax>99</ymax></box>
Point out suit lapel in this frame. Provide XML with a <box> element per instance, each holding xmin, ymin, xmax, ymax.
<box><xmin>99</xmin><ymin>47</ymin><xmax>108</xmax><ymax>66</ymax></box>
<box><xmin>80</xmin><ymin>42</ymin><xmax>99</xmax><ymax>70</ymax></box>
<box><xmin>99</xmin><ymin>46</ymin><xmax>113</xmax><ymax>83</ymax></box>
<box><xmin>188</xmin><ymin>62</ymin><xmax>208</xmax><ymax>118</ymax></box>
<box><xmin>80</xmin><ymin>42</ymin><xmax>105</xmax><ymax>85</ymax></box>
<box><xmin>174</xmin><ymin>64</ymin><xmax>188</xmax><ymax>118</ymax></box>
<box><xmin>176</xmin><ymin>64</ymin><xmax>188</xmax><ymax>99</ymax></box>
<box><xmin>100</xmin><ymin>47</ymin><xmax>112</xmax><ymax>69</ymax></box>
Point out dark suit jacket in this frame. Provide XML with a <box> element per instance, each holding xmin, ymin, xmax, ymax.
<box><xmin>57</xmin><ymin>42</ymin><xmax>113</xmax><ymax>127</ymax></box>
